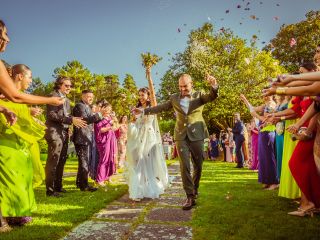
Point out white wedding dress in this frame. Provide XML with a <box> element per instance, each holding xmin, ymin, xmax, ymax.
<box><xmin>126</xmin><ymin>113</ymin><xmax>169</xmax><ymax>199</ymax></box>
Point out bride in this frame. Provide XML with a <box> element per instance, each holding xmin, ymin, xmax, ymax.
<box><xmin>126</xmin><ymin>86</ymin><xmax>169</xmax><ymax>201</ymax></box>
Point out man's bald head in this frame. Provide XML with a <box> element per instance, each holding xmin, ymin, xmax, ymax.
<box><xmin>179</xmin><ymin>74</ymin><xmax>193</xmax><ymax>96</ymax></box>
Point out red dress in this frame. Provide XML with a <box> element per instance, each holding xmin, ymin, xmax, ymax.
<box><xmin>289</xmin><ymin>97</ymin><xmax>320</xmax><ymax>207</ymax></box>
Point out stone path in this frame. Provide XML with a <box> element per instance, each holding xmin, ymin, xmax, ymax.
<box><xmin>63</xmin><ymin>163</ymin><xmax>193</xmax><ymax>240</ymax></box>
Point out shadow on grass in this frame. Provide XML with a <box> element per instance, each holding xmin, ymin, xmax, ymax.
<box><xmin>192</xmin><ymin>161</ymin><xmax>320</xmax><ymax>240</ymax></box>
<box><xmin>1</xmin><ymin>177</ymin><xmax>128</xmax><ymax>240</ymax></box>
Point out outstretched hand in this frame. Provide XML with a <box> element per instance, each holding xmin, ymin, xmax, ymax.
<box><xmin>50</xmin><ymin>96</ymin><xmax>65</xmax><ymax>106</ymax></box>
<box><xmin>262</xmin><ymin>87</ymin><xmax>276</xmax><ymax>97</ymax></box>
<box><xmin>286</xmin><ymin>123</ymin><xmax>300</xmax><ymax>134</ymax></box>
<box><xmin>272</xmin><ymin>75</ymin><xmax>294</xmax><ymax>87</ymax></box>
<box><xmin>131</xmin><ymin>107</ymin><xmax>143</xmax><ymax>115</ymax></box>
<box><xmin>72</xmin><ymin>117</ymin><xmax>87</xmax><ymax>128</ymax></box>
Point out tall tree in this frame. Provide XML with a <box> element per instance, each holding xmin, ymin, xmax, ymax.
<box><xmin>264</xmin><ymin>10</ymin><xmax>320</xmax><ymax>72</ymax></box>
<box><xmin>53</xmin><ymin>60</ymin><xmax>93</xmax><ymax>104</ymax></box>
<box><xmin>122</xmin><ymin>73</ymin><xmax>138</xmax><ymax>109</ymax></box>
<box><xmin>158</xmin><ymin>23</ymin><xmax>284</xmax><ymax>132</ymax></box>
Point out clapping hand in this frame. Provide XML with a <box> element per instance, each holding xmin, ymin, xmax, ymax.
<box><xmin>30</xmin><ymin>106</ymin><xmax>43</xmax><ymax>116</ymax></box>
<box><xmin>72</xmin><ymin>117</ymin><xmax>87</xmax><ymax>128</ymax></box>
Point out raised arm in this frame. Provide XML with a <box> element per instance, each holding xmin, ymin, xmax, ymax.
<box><xmin>146</xmin><ymin>68</ymin><xmax>157</xmax><ymax>107</ymax></box>
<box><xmin>281</xmin><ymin>72</ymin><xmax>320</xmax><ymax>83</ymax></box>
<box><xmin>264</xmin><ymin>81</ymin><xmax>320</xmax><ymax>97</ymax></box>
<box><xmin>240</xmin><ymin>94</ymin><xmax>264</xmax><ymax>113</ymax></box>
<box><xmin>200</xmin><ymin>75</ymin><xmax>219</xmax><ymax>104</ymax></box>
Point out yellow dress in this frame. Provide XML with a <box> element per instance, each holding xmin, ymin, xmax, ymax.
<box><xmin>278</xmin><ymin>101</ymin><xmax>300</xmax><ymax>199</ymax></box>
<box><xmin>0</xmin><ymin>100</ymin><xmax>45</xmax><ymax>216</ymax></box>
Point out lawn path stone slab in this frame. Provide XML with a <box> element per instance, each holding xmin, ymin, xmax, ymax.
<box><xmin>63</xmin><ymin>162</ymin><xmax>193</xmax><ymax>240</ymax></box>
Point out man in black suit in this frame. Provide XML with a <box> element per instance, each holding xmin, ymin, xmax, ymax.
<box><xmin>231</xmin><ymin>113</ymin><xmax>245</xmax><ymax>168</ymax></box>
<box><xmin>73</xmin><ymin>89</ymin><xmax>101</xmax><ymax>191</ymax></box>
<box><xmin>45</xmin><ymin>77</ymin><xmax>87</xmax><ymax>197</ymax></box>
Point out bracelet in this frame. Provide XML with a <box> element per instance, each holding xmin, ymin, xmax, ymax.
<box><xmin>276</xmin><ymin>87</ymin><xmax>287</xmax><ymax>95</ymax></box>
<box><xmin>280</xmin><ymin>116</ymin><xmax>285</xmax><ymax>120</ymax></box>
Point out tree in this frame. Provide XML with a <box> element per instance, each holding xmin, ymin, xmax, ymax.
<box><xmin>158</xmin><ymin>23</ymin><xmax>284</xmax><ymax>131</ymax></box>
<box><xmin>53</xmin><ymin>60</ymin><xmax>93</xmax><ymax>104</ymax></box>
<box><xmin>122</xmin><ymin>73</ymin><xmax>138</xmax><ymax>110</ymax></box>
<box><xmin>264</xmin><ymin>10</ymin><xmax>320</xmax><ymax>72</ymax></box>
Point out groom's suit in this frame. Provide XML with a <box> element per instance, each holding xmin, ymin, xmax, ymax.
<box><xmin>144</xmin><ymin>86</ymin><xmax>218</xmax><ymax>197</ymax></box>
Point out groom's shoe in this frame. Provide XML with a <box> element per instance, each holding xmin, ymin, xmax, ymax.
<box><xmin>182</xmin><ymin>197</ymin><xmax>196</xmax><ymax>211</ymax></box>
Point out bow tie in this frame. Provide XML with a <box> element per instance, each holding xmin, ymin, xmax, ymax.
<box><xmin>181</xmin><ymin>94</ymin><xmax>191</xmax><ymax>99</ymax></box>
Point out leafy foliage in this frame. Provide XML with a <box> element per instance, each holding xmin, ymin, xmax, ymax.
<box><xmin>53</xmin><ymin>60</ymin><xmax>94</xmax><ymax>104</ymax></box>
<box><xmin>158</xmin><ymin>23</ymin><xmax>284</xmax><ymax>130</ymax></box>
<box><xmin>264</xmin><ymin>10</ymin><xmax>320</xmax><ymax>72</ymax></box>
<box><xmin>141</xmin><ymin>52</ymin><xmax>162</xmax><ymax>69</ymax></box>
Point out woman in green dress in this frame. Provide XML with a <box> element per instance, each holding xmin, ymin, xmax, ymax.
<box><xmin>0</xmin><ymin>64</ymin><xmax>46</xmax><ymax>227</ymax></box>
<box><xmin>0</xmin><ymin>19</ymin><xmax>63</xmax><ymax>232</ymax></box>
<box><xmin>278</xmin><ymin>97</ymin><xmax>300</xmax><ymax>199</ymax></box>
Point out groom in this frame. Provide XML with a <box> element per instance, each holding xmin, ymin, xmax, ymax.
<box><xmin>134</xmin><ymin>73</ymin><xmax>218</xmax><ymax>210</ymax></box>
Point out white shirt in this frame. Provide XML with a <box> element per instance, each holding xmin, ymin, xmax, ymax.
<box><xmin>180</xmin><ymin>97</ymin><xmax>190</xmax><ymax>114</ymax></box>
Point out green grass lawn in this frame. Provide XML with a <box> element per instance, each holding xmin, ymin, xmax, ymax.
<box><xmin>1</xmin><ymin>156</ymin><xmax>128</xmax><ymax>240</ymax></box>
<box><xmin>193</xmin><ymin>160</ymin><xmax>320</xmax><ymax>240</ymax></box>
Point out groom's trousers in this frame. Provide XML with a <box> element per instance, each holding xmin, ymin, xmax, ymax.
<box><xmin>176</xmin><ymin>137</ymin><xmax>204</xmax><ymax>197</ymax></box>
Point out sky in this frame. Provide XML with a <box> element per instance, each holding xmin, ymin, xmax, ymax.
<box><xmin>1</xmin><ymin>0</ymin><xmax>319</xmax><ymax>90</ymax></box>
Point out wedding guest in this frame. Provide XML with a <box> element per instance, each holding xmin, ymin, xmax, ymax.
<box><xmin>240</xmin><ymin>94</ymin><xmax>279</xmax><ymax>190</ymax></box>
<box><xmin>227</xmin><ymin>128</ymin><xmax>235</xmax><ymax>162</ymax></box>
<box><xmin>274</xmin><ymin>95</ymin><xmax>288</xmax><ymax>179</ymax></box>
<box><xmin>95</xmin><ymin>100</ymin><xmax>117</xmax><ymax>186</ymax></box>
<box><xmin>209</xmin><ymin>134</ymin><xmax>219</xmax><ymax>160</ymax></box>
<box><xmin>45</xmin><ymin>77</ymin><xmax>87</xmax><ymax>197</ymax></box>
<box><xmin>89</xmin><ymin>103</ymin><xmax>100</xmax><ymax>181</ymax></box>
<box><xmin>117</xmin><ymin>115</ymin><xmax>128</xmax><ymax>168</ymax></box>
<box><xmin>220</xmin><ymin>131</ymin><xmax>228</xmax><ymax>162</ymax></box>
<box><xmin>242</xmin><ymin>124</ymin><xmax>250</xmax><ymax>166</ymax></box>
<box><xmin>263</xmin><ymin>64</ymin><xmax>320</xmax><ymax>216</ymax></box>
<box><xmin>73</xmin><ymin>90</ymin><xmax>101</xmax><ymax>192</ymax></box>
<box><xmin>232</xmin><ymin>113</ymin><xmax>245</xmax><ymax>168</ymax></box>
<box><xmin>248</xmin><ymin>118</ymin><xmax>259</xmax><ymax>170</ymax></box>
<box><xmin>0</xmin><ymin>20</ymin><xmax>62</xmax><ymax>232</ymax></box>
<box><xmin>0</xmin><ymin>65</ymin><xmax>48</xmax><ymax>227</ymax></box>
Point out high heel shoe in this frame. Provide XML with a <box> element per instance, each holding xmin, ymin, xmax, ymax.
<box><xmin>288</xmin><ymin>207</ymin><xmax>316</xmax><ymax>217</ymax></box>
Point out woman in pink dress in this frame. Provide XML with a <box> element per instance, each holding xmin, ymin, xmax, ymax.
<box><xmin>117</xmin><ymin>115</ymin><xmax>128</xmax><ymax>168</ymax></box>
<box><xmin>95</xmin><ymin>100</ymin><xmax>118</xmax><ymax>186</ymax></box>
<box><xmin>249</xmin><ymin>118</ymin><xmax>259</xmax><ymax>170</ymax></box>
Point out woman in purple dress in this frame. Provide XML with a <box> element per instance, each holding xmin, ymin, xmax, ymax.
<box><xmin>95</xmin><ymin>100</ymin><xmax>118</xmax><ymax>186</ymax></box>
<box><xmin>240</xmin><ymin>94</ymin><xmax>278</xmax><ymax>190</ymax></box>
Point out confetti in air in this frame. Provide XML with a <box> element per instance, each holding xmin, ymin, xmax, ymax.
<box><xmin>289</xmin><ymin>38</ymin><xmax>297</xmax><ymax>47</ymax></box>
